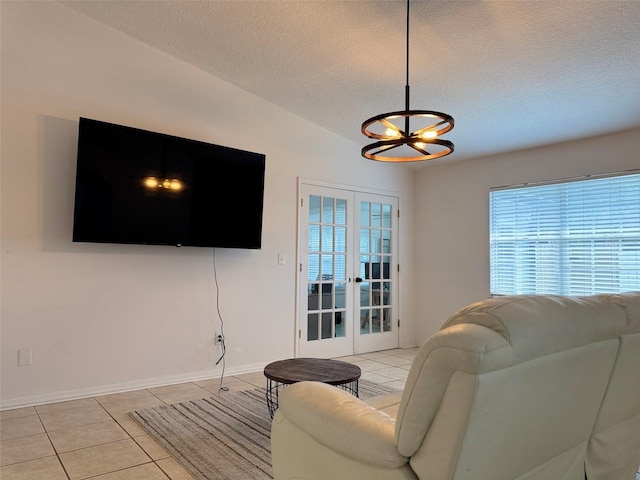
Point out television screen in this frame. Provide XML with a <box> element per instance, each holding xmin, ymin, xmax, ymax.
<box><xmin>72</xmin><ymin>117</ymin><xmax>266</xmax><ymax>249</ymax></box>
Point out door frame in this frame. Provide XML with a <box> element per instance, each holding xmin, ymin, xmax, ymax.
<box><xmin>295</xmin><ymin>177</ymin><xmax>401</xmax><ymax>357</ymax></box>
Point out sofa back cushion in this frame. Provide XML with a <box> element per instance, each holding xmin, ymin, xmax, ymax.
<box><xmin>441</xmin><ymin>295</ymin><xmax>625</xmax><ymax>364</ymax></box>
<box><xmin>395</xmin><ymin>295</ymin><xmax>627</xmax><ymax>480</ymax></box>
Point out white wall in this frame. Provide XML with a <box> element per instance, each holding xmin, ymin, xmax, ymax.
<box><xmin>414</xmin><ymin>128</ymin><xmax>640</xmax><ymax>340</ymax></box>
<box><xmin>0</xmin><ymin>2</ymin><xmax>417</xmax><ymax>408</ymax></box>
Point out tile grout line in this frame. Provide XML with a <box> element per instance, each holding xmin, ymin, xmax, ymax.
<box><xmin>38</xmin><ymin>409</ymin><xmax>72</xmax><ymax>480</ymax></box>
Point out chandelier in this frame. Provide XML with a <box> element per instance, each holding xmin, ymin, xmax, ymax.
<box><xmin>361</xmin><ymin>0</ymin><xmax>454</xmax><ymax>162</ymax></box>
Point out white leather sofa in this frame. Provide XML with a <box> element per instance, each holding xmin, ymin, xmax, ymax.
<box><xmin>271</xmin><ymin>293</ymin><xmax>640</xmax><ymax>480</ymax></box>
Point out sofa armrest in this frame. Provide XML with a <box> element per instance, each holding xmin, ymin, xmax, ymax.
<box><xmin>275</xmin><ymin>381</ymin><xmax>408</xmax><ymax>469</ymax></box>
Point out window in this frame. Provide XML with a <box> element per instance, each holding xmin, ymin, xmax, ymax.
<box><xmin>490</xmin><ymin>172</ymin><xmax>640</xmax><ymax>295</ymax></box>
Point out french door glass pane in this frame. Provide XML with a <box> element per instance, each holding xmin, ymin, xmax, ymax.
<box><xmin>307</xmin><ymin>254</ymin><xmax>319</xmax><ymax>282</ymax></box>
<box><xmin>322</xmin><ymin>197</ymin><xmax>334</xmax><ymax>223</ymax></box>
<box><xmin>371</xmin><ymin>203</ymin><xmax>381</xmax><ymax>227</ymax></box>
<box><xmin>308</xmin><ymin>313</ymin><xmax>319</xmax><ymax>341</ymax></box>
<box><xmin>319</xmin><ymin>254</ymin><xmax>331</xmax><ymax>278</ymax></box>
<box><xmin>336</xmin><ymin>199</ymin><xmax>347</xmax><ymax>224</ymax></box>
<box><xmin>308</xmin><ymin>225</ymin><xmax>319</xmax><ymax>250</ymax></box>
<box><xmin>336</xmin><ymin>226</ymin><xmax>346</xmax><ymax>252</ymax></box>
<box><xmin>309</xmin><ymin>196</ymin><xmax>320</xmax><ymax>222</ymax></box>
<box><xmin>383</xmin><ymin>308</ymin><xmax>392</xmax><ymax>331</ymax></box>
<box><xmin>382</xmin><ymin>204</ymin><xmax>392</xmax><ymax>228</ymax></box>
<box><xmin>372</xmin><ymin>308</ymin><xmax>381</xmax><ymax>333</ymax></box>
<box><xmin>335</xmin><ymin>283</ymin><xmax>346</xmax><ymax>308</ymax></box>
<box><xmin>360</xmin><ymin>230</ymin><xmax>370</xmax><ymax>252</ymax></box>
<box><xmin>321</xmin><ymin>226</ymin><xmax>333</xmax><ymax>252</ymax></box>
<box><xmin>321</xmin><ymin>312</ymin><xmax>332</xmax><ymax>339</ymax></box>
<box><xmin>335</xmin><ymin>255</ymin><xmax>346</xmax><ymax>281</ymax></box>
<box><xmin>360</xmin><ymin>310</ymin><xmax>370</xmax><ymax>335</ymax></box>
<box><xmin>360</xmin><ymin>202</ymin><xmax>370</xmax><ymax>226</ymax></box>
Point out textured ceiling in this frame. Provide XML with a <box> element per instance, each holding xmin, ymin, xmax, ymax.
<box><xmin>60</xmin><ymin>0</ymin><xmax>640</xmax><ymax>166</ymax></box>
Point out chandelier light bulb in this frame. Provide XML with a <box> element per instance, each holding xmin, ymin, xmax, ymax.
<box><xmin>385</xmin><ymin>127</ymin><xmax>401</xmax><ymax>138</ymax></box>
<box><xmin>420</xmin><ymin>130</ymin><xmax>437</xmax><ymax>139</ymax></box>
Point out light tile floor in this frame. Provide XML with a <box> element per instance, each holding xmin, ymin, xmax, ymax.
<box><xmin>0</xmin><ymin>348</ymin><xmax>418</xmax><ymax>480</ymax></box>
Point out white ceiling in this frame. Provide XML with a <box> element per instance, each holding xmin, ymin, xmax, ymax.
<box><xmin>60</xmin><ymin>0</ymin><xmax>640</xmax><ymax>166</ymax></box>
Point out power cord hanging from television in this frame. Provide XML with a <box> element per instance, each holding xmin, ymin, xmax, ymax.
<box><xmin>212</xmin><ymin>248</ymin><xmax>229</xmax><ymax>392</ymax></box>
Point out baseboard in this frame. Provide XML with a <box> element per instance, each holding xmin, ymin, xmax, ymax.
<box><xmin>0</xmin><ymin>362</ymin><xmax>268</xmax><ymax>411</ymax></box>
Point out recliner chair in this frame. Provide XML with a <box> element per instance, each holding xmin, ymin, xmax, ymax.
<box><xmin>271</xmin><ymin>293</ymin><xmax>640</xmax><ymax>479</ymax></box>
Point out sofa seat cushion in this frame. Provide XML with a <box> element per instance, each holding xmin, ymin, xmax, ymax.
<box><xmin>365</xmin><ymin>392</ymin><xmax>403</xmax><ymax>418</ymax></box>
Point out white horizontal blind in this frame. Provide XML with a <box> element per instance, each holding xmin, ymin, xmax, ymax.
<box><xmin>490</xmin><ymin>173</ymin><xmax>640</xmax><ymax>295</ymax></box>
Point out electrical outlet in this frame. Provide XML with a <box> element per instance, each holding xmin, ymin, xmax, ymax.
<box><xmin>18</xmin><ymin>348</ymin><xmax>32</xmax><ymax>366</ymax></box>
<box><xmin>215</xmin><ymin>334</ymin><xmax>223</xmax><ymax>344</ymax></box>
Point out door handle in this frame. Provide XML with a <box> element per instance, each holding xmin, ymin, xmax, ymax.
<box><xmin>355</xmin><ymin>277</ymin><xmax>363</xmax><ymax>283</ymax></box>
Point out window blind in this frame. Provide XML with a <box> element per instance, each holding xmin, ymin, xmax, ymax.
<box><xmin>490</xmin><ymin>172</ymin><xmax>640</xmax><ymax>295</ymax></box>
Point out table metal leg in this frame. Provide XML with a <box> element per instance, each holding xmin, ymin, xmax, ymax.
<box><xmin>266</xmin><ymin>378</ymin><xmax>282</xmax><ymax>419</ymax></box>
<box><xmin>265</xmin><ymin>378</ymin><xmax>359</xmax><ymax>419</ymax></box>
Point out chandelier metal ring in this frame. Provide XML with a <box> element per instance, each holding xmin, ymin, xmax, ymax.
<box><xmin>361</xmin><ymin>110</ymin><xmax>454</xmax><ymax>140</ymax></box>
<box><xmin>362</xmin><ymin>136</ymin><xmax>454</xmax><ymax>162</ymax></box>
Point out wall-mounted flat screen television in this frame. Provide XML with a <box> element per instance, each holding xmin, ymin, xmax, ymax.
<box><xmin>72</xmin><ymin>117</ymin><xmax>266</xmax><ymax>249</ymax></box>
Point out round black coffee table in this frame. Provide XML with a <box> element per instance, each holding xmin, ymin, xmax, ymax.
<box><xmin>263</xmin><ymin>358</ymin><xmax>361</xmax><ymax>418</ymax></box>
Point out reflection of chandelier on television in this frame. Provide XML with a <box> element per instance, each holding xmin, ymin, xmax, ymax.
<box><xmin>143</xmin><ymin>141</ymin><xmax>184</xmax><ymax>192</ymax></box>
<box><xmin>142</xmin><ymin>176</ymin><xmax>183</xmax><ymax>191</ymax></box>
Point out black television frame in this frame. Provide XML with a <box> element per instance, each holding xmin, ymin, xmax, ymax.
<box><xmin>72</xmin><ymin>117</ymin><xmax>266</xmax><ymax>249</ymax></box>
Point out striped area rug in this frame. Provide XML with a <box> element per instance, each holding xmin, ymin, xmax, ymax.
<box><xmin>131</xmin><ymin>380</ymin><xmax>400</xmax><ymax>480</ymax></box>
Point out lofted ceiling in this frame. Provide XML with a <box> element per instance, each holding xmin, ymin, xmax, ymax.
<box><xmin>60</xmin><ymin>0</ymin><xmax>640</xmax><ymax>166</ymax></box>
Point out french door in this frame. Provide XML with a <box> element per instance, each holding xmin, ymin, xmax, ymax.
<box><xmin>297</xmin><ymin>181</ymin><xmax>399</xmax><ymax>358</ymax></box>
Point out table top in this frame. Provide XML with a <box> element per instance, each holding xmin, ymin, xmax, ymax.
<box><xmin>263</xmin><ymin>357</ymin><xmax>361</xmax><ymax>385</ymax></box>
